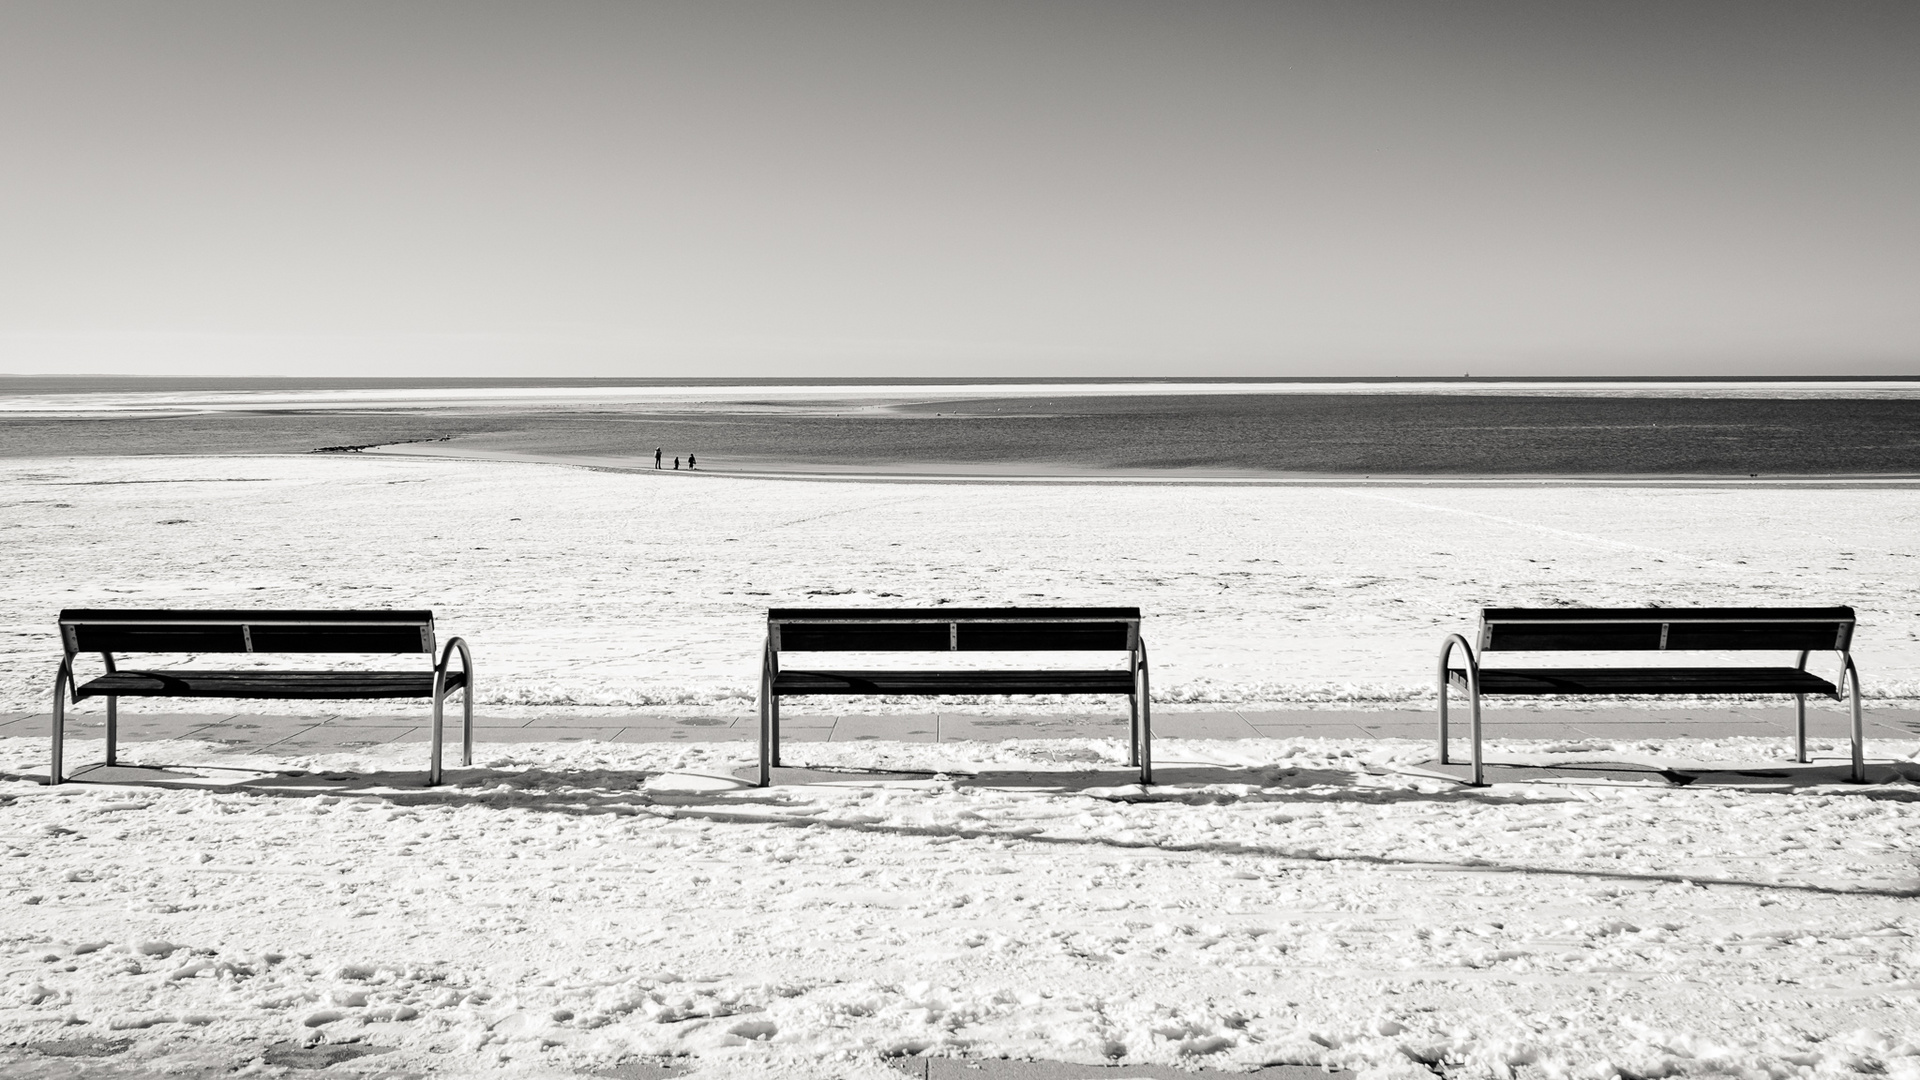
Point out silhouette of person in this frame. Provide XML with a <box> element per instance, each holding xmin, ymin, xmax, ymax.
<box><xmin>673</xmin><ymin>456</ymin><xmax>680</xmax><ymax>470</ymax></box>
<box><xmin>654</xmin><ymin>447</ymin><xmax>662</xmax><ymax>469</ymax></box>
<box><xmin>687</xmin><ymin>453</ymin><xmax>696</xmax><ymax>470</ymax></box>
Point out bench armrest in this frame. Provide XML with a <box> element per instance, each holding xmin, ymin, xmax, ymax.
<box><xmin>429</xmin><ymin>637</ymin><xmax>474</xmax><ymax>786</ymax></box>
<box><xmin>53</xmin><ymin>654</ymin><xmax>77</xmax><ymax>706</ymax></box>
<box><xmin>435</xmin><ymin>636</ymin><xmax>472</xmax><ymax>688</ymax></box>
<box><xmin>1437</xmin><ymin>633</ymin><xmax>1483</xmax><ymax>784</ymax></box>
<box><xmin>1438</xmin><ymin>633</ymin><xmax>1477</xmax><ymax>681</ymax></box>
<box><xmin>52</xmin><ymin>650</ymin><xmax>117</xmax><ymax>706</ymax></box>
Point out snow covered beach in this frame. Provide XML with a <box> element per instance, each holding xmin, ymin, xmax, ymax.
<box><xmin>5</xmin><ymin>453</ymin><xmax>1920</xmax><ymax>1077</ymax></box>
<box><xmin>4</xmin><ymin>737</ymin><xmax>1919</xmax><ymax>1079</ymax></box>
<box><xmin>4</xmin><ymin>453</ymin><xmax>1920</xmax><ymax>712</ymax></box>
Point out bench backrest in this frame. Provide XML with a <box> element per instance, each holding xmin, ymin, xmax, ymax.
<box><xmin>59</xmin><ymin>609</ymin><xmax>437</xmax><ymax>655</ymax></box>
<box><xmin>1479</xmin><ymin>607</ymin><xmax>1854</xmax><ymax>653</ymax></box>
<box><xmin>768</xmin><ymin>607</ymin><xmax>1140</xmax><ymax>652</ymax></box>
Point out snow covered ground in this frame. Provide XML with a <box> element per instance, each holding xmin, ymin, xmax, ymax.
<box><xmin>3</xmin><ymin>736</ymin><xmax>1919</xmax><ymax>1078</ymax></box>
<box><xmin>4</xmin><ymin>454</ymin><xmax>1919</xmax><ymax>713</ymax></box>
<box><xmin>6</xmin><ymin>455</ymin><xmax>1920</xmax><ymax>1077</ymax></box>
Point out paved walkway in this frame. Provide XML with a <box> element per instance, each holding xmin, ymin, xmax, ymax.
<box><xmin>6</xmin><ymin>704</ymin><xmax>1912</xmax><ymax>755</ymax></box>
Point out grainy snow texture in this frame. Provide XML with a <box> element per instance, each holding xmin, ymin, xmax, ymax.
<box><xmin>6</xmin><ymin>455</ymin><xmax>1920</xmax><ymax>1077</ymax></box>
<box><xmin>2</xmin><ymin>737</ymin><xmax>1920</xmax><ymax>1079</ymax></box>
<box><xmin>4</xmin><ymin>455</ymin><xmax>1918</xmax><ymax>712</ymax></box>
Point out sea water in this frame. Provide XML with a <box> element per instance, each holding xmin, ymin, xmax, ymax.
<box><xmin>3</xmin><ymin>377</ymin><xmax>1919</xmax><ymax>474</ymax></box>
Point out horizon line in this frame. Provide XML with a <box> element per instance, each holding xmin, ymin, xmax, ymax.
<box><xmin>6</xmin><ymin>373</ymin><xmax>1920</xmax><ymax>387</ymax></box>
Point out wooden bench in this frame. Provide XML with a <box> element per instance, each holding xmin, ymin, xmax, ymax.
<box><xmin>1439</xmin><ymin>606</ymin><xmax>1863</xmax><ymax>785</ymax></box>
<box><xmin>51</xmin><ymin>609</ymin><xmax>473</xmax><ymax>786</ymax></box>
<box><xmin>757</xmin><ymin>607</ymin><xmax>1151</xmax><ymax>786</ymax></box>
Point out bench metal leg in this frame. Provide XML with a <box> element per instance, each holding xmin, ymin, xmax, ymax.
<box><xmin>1794</xmin><ymin>693</ymin><xmax>1807</xmax><ymax>764</ymax></box>
<box><xmin>758</xmin><ymin>693</ymin><xmax>769</xmax><ymax>787</ymax></box>
<box><xmin>1793</xmin><ymin>649</ymin><xmax>1811</xmax><ymax>764</ymax></box>
<box><xmin>1126</xmin><ymin>694</ymin><xmax>1139</xmax><ymax>768</ymax></box>
<box><xmin>1134</xmin><ymin>641</ymin><xmax>1152</xmax><ymax>785</ymax></box>
<box><xmin>50</xmin><ymin>663</ymin><xmax>70</xmax><ymax>786</ymax></box>
<box><xmin>462</xmin><ymin>683</ymin><xmax>474</xmax><ymax>769</ymax></box>
<box><xmin>430</xmin><ymin>692</ymin><xmax>445</xmax><ymax>787</ymax></box>
<box><xmin>1851</xmin><ymin>691</ymin><xmax>1865</xmax><ymax>783</ymax></box>
<box><xmin>427</xmin><ymin>680</ymin><xmax>475</xmax><ymax>786</ymax></box>
<box><xmin>758</xmin><ymin>694</ymin><xmax>781</xmax><ymax>787</ymax></box>
<box><xmin>105</xmin><ymin>696</ymin><xmax>118</xmax><ymax>767</ymax></box>
<box><xmin>758</xmin><ymin>636</ymin><xmax>781</xmax><ymax>787</ymax></box>
<box><xmin>1469</xmin><ymin>687</ymin><xmax>1483</xmax><ymax>787</ymax></box>
<box><xmin>1844</xmin><ymin>654</ymin><xmax>1865</xmax><ymax>783</ymax></box>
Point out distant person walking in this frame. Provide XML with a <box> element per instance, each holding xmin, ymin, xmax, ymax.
<box><xmin>687</xmin><ymin>453</ymin><xmax>696</xmax><ymax>470</ymax></box>
<box><xmin>673</xmin><ymin>456</ymin><xmax>680</xmax><ymax>470</ymax></box>
<box><xmin>654</xmin><ymin>447</ymin><xmax>662</xmax><ymax>469</ymax></box>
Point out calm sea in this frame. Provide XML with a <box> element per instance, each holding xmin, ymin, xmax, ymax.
<box><xmin>4</xmin><ymin>378</ymin><xmax>1919</xmax><ymax>475</ymax></box>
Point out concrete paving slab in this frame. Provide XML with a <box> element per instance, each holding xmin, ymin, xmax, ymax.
<box><xmin>0</xmin><ymin>711</ymin><xmax>34</xmax><ymax>731</ymax></box>
<box><xmin>756</xmin><ymin>722</ymin><xmax>833</xmax><ymax>737</ymax></box>
<box><xmin>940</xmin><ymin>715</ymin><xmax>1127</xmax><ymax>741</ymax></box>
<box><xmin>1868</xmin><ymin>714</ymin><xmax>1920</xmax><ymax>737</ymax></box>
<box><xmin>189</xmin><ymin>715</ymin><xmax>316</xmax><ymax>735</ymax></box>
<box><xmin>515</xmin><ymin>726</ymin><xmax>631</xmax><ymax>743</ymax></box>
<box><xmin>1248</xmin><ymin>721</ymin><xmax>1378</xmax><ymax>740</ymax></box>
<box><xmin>455</xmin><ymin>716</ymin><xmax>536</xmax><ymax>729</ymax></box>
<box><xmin>1149</xmin><ymin>712</ymin><xmax>1257</xmax><ymax>738</ymax></box>
<box><xmin>1475</xmin><ymin>722</ymin><xmax>1654</xmax><ymax>739</ymax></box>
<box><xmin>833</xmin><ymin>714</ymin><xmax>938</xmax><ymax>742</ymax></box>
<box><xmin>264</xmin><ymin>726</ymin><xmax>424</xmax><ymax>750</ymax></box>
<box><xmin>520</xmin><ymin>715</ymin><xmax>680</xmax><ymax>729</ymax></box>
<box><xmin>45</xmin><ymin>711</ymin><xmax>235</xmax><ymax>730</ymax></box>
<box><xmin>611</xmin><ymin>716</ymin><xmax>757</xmax><ymax>737</ymax></box>
<box><xmin>604</xmin><ymin>724</ymin><xmax>755</xmax><ymax>743</ymax></box>
<box><xmin>1235</xmin><ymin>709</ymin><xmax>1367</xmax><ymax>725</ymax></box>
<box><xmin>1347</xmin><ymin>722</ymin><xmax>1433</xmax><ymax>738</ymax></box>
<box><xmin>1475</xmin><ymin>706</ymin><xmax>1778</xmax><ymax>723</ymax></box>
<box><xmin>1552</xmin><ymin>722</ymin><xmax>1806</xmax><ymax>739</ymax></box>
<box><xmin>1246</xmin><ymin>709</ymin><xmax>1433</xmax><ymax>725</ymax></box>
<box><xmin>51</xmin><ymin>721</ymin><xmax>238</xmax><ymax>747</ymax></box>
<box><xmin>190</xmin><ymin>721</ymin><xmax>323</xmax><ymax>751</ymax></box>
<box><xmin>769</xmin><ymin>722</ymin><xmax>837</xmax><ymax>738</ymax></box>
<box><xmin>310</xmin><ymin>713</ymin><xmax>443</xmax><ymax>728</ymax></box>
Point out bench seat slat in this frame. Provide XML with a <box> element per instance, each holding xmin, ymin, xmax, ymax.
<box><xmin>1451</xmin><ymin>666</ymin><xmax>1839</xmax><ymax>698</ymax></box>
<box><xmin>1481</xmin><ymin>606</ymin><xmax>1855</xmax><ymax>622</ymax></box>
<box><xmin>773</xmin><ymin>670</ymin><xmax>1136</xmax><ymax>696</ymax></box>
<box><xmin>769</xmin><ymin>607</ymin><xmax>1140</xmax><ymax>621</ymax></box>
<box><xmin>73</xmin><ymin>670</ymin><xmax>468</xmax><ymax>701</ymax></box>
<box><xmin>61</xmin><ymin>608</ymin><xmax>435</xmax><ymax>624</ymax></box>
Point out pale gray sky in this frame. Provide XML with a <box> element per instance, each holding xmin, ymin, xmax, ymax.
<box><xmin>2</xmin><ymin>1</ymin><xmax>1916</xmax><ymax>378</ymax></box>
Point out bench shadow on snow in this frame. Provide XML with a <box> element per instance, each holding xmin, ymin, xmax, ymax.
<box><xmin>17</xmin><ymin>758</ymin><xmax>1919</xmax><ymax>900</ymax></box>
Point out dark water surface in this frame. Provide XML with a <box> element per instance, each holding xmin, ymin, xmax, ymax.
<box><xmin>5</xmin><ymin>389</ymin><xmax>1919</xmax><ymax>475</ymax></box>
